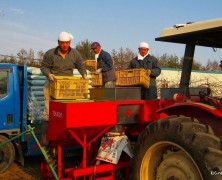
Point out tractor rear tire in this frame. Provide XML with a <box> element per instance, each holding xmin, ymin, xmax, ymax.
<box><xmin>130</xmin><ymin>115</ymin><xmax>222</xmax><ymax>180</ymax></box>
<box><xmin>0</xmin><ymin>135</ymin><xmax>15</xmax><ymax>173</ymax></box>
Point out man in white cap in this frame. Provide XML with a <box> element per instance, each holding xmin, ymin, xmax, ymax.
<box><xmin>128</xmin><ymin>42</ymin><xmax>161</xmax><ymax>100</ymax></box>
<box><xmin>40</xmin><ymin>31</ymin><xmax>87</xmax><ymax>146</ymax></box>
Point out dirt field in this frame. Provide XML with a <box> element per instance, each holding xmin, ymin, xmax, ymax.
<box><xmin>0</xmin><ymin>149</ymin><xmax>82</xmax><ymax>180</ymax></box>
<box><xmin>0</xmin><ymin>155</ymin><xmax>44</xmax><ymax>180</ymax></box>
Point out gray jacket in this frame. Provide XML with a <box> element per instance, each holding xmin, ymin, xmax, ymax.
<box><xmin>41</xmin><ymin>46</ymin><xmax>86</xmax><ymax>77</ymax></box>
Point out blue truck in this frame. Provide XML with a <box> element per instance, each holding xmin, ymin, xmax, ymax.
<box><xmin>0</xmin><ymin>64</ymin><xmax>44</xmax><ymax>173</ymax></box>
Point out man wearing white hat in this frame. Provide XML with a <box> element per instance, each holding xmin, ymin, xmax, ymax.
<box><xmin>41</xmin><ymin>31</ymin><xmax>87</xmax><ymax>79</ymax></box>
<box><xmin>40</xmin><ymin>31</ymin><xmax>87</xmax><ymax>146</ymax></box>
<box><xmin>129</xmin><ymin>42</ymin><xmax>161</xmax><ymax>100</ymax></box>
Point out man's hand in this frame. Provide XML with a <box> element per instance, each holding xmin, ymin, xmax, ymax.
<box><xmin>48</xmin><ymin>74</ymin><xmax>55</xmax><ymax>81</ymax></box>
<box><xmin>147</xmin><ymin>69</ymin><xmax>151</xmax><ymax>75</ymax></box>
<box><xmin>83</xmin><ymin>74</ymin><xmax>87</xmax><ymax>79</ymax></box>
<box><xmin>95</xmin><ymin>68</ymin><xmax>102</xmax><ymax>74</ymax></box>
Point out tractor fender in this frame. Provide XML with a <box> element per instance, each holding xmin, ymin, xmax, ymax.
<box><xmin>158</xmin><ymin>101</ymin><xmax>222</xmax><ymax>117</ymax></box>
<box><xmin>157</xmin><ymin>102</ymin><xmax>222</xmax><ymax>137</ymax></box>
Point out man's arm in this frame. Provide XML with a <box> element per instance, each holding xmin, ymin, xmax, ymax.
<box><xmin>150</xmin><ymin>56</ymin><xmax>161</xmax><ymax>77</ymax></box>
<box><xmin>41</xmin><ymin>51</ymin><xmax>52</xmax><ymax>77</ymax></box>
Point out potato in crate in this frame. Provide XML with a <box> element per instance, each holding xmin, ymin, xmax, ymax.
<box><xmin>116</xmin><ymin>68</ymin><xmax>150</xmax><ymax>88</ymax></box>
<box><xmin>49</xmin><ymin>76</ymin><xmax>89</xmax><ymax>99</ymax></box>
<box><xmin>90</xmin><ymin>72</ymin><xmax>103</xmax><ymax>87</ymax></box>
<box><xmin>84</xmin><ymin>59</ymin><xmax>97</xmax><ymax>72</ymax></box>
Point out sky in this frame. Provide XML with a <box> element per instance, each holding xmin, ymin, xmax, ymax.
<box><xmin>0</xmin><ymin>0</ymin><xmax>222</xmax><ymax>66</ymax></box>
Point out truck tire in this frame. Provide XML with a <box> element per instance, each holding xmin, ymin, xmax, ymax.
<box><xmin>130</xmin><ymin>115</ymin><xmax>222</xmax><ymax>180</ymax></box>
<box><xmin>0</xmin><ymin>135</ymin><xmax>15</xmax><ymax>173</ymax></box>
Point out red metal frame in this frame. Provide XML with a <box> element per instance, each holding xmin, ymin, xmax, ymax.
<box><xmin>53</xmin><ymin>125</ymin><xmax>130</xmax><ymax>179</ymax></box>
<box><xmin>47</xmin><ymin>100</ymin><xmax>162</xmax><ymax>142</ymax></box>
<box><xmin>43</xmin><ymin>96</ymin><xmax>222</xmax><ymax>179</ymax></box>
<box><xmin>46</xmin><ymin>99</ymin><xmax>161</xmax><ymax>179</ymax></box>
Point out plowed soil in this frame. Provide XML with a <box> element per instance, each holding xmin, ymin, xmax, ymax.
<box><xmin>0</xmin><ymin>155</ymin><xmax>43</xmax><ymax>180</ymax></box>
<box><xmin>0</xmin><ymin>150</ymin><xmax>82</xmax><ymax>180</ymax></box>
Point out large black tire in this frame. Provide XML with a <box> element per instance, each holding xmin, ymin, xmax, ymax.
<box><xmin>0</xmin><ymin>135</ymin><xmax>15</xmax><ymax>173</ymax></box>
<box><xmin>130</xmin><ymin>115</ymin><xmax>222</xmax><ymax>180</ymax></box>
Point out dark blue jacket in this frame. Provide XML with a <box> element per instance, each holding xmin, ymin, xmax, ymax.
<box><xmin>128</xmin><ymin>54</ymin><xmax>161</xmax><ymax>99</ymax></box>
<box><xmin>128</xmin><ymin>54</ymin><xmax>161</xmax><ymax>87</ymax></box>
<box><xmin>97</xmin><ymin>49</ymin><xmax>116</xmax><ymax>83</ymax></box>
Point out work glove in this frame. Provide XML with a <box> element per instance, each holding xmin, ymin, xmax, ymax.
<box><xmin>147</xmin><ymin>69</ymin><xmax>151</xmax><ymax>75</ymax></box>
<box><xmin>48</xmin><ymin>74</ymin><xmax>55</xmax><ymax>81</ymax></box>
<box><xmin>95</xmin><ymin>68</ymin><xmax>102</xmax><ymax>74</ymax></box>
<box><xmin>82</xmin><ymin>74</ymin><xmax>88</xmax><ymax>79</ymax></box>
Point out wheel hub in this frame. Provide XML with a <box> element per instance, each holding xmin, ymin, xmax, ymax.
<box><xmin>140</xmin><ymin>142</ymin><xmax>203</xmax><ymax>180</ymax></box>
<box><xmin>0</xmin><ymin>135</ymin><xmax>15</xmax><ymax>173</ymax></box>
<box><xmin>156</xmin><ymin>149</ymin><xmax>201</xmax><ymax>180</ymax></box>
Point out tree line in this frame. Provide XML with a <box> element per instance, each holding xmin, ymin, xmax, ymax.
<box><xmin>0</xmin><ymin>39</ymin><xmax>221</xmax><ymax>71</ymax></box>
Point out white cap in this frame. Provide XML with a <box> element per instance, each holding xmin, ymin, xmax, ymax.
<box><xmin>139</xmin><ymin>42</ymin><xmax>149</xmax><ymax>49</ymax></box>
<box><xmin>58</xmin><ymin>32</ymin><xmax>74</xmax><ymax>41</ymax></box>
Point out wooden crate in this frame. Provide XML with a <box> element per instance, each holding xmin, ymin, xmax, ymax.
<box><xmin>90</xmin><ymin>72</ymin><xmax>103</xmax><ymax>87</ymax></box>
<box><xmin>116</xmin><ymin>68</ymin><xmax>150</xmax><ymax>88</ymax></box>
<box><xmin>84</xmin><ymin>60</ymin><xmax>97</xmax><ymax>72</ymax></box>
<box><xmin>50</xmin><ymin>76</ymin><xmax>88</xmax><ymax>99</ymax></box>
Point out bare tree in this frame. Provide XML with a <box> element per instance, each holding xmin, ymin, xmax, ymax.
<box><xmin>27</xmin><ymin>48</ymin><xmax>34</xmax><ymax>63</ymax></box>
<box><xmin>158</xmin><ymin>53</ymin><xmax>169</xmax><ymax>68</ymax></box>
<box><xmin>111</xmin><ymin>49</ymin><xmax>118</xmax><ymax>69</ymax></box>
<box><xmin>17</xmin><ymin>49</ymin><xmax>28</xmax><ymax>64</ymax></box>
<box><xmin>37</xmin><ymin>50</ymin><xmax>45</xmax><ymax>61</ymax></box>
<box><xmin>206</xmin><ymin>60</ymin><xmax>222</xmax><ymax>71</ymax></box>
<box><xmin>125</xmin><ymin>48</ymin><xmax>136</xmax><ymax>63</ymax></box>
<box><xmin>112</xmin><ymin>47</ymin><xmax>136</xmax><ymax>70</ymax></box>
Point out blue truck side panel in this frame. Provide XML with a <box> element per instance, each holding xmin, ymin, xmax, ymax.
<box><xmin>0</xmin><ymin>63</ymin><xmax>42</xmax><ymax>156</ymax></box>
<box><xmin>0</xmin><ymin>64</ymin><xmax>20</xmax><ymax>130</ymax></box>
<box><xmin>18</xmin><ymin>65</ymin><xmax>28</xmax><ymax>141</ymax></box>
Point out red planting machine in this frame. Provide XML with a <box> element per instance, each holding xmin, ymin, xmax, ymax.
<box><xmin>41</xmin><ymin>18</ymin><xmax>222</xmax><ymax>180</ymax></box>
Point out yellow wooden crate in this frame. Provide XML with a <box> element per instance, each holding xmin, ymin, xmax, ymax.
<box><xmin>116</xmin><ymin>68</ymin><xmax>150</xmax><ymax>88</ymax></box>
<box><xmin>90</xmin><ymin>72</ymin><xmax>103</xmax><ymax>87</ymax></box>
<box><xmin>50</xmin><ymin>76</ymin><xmax>88</xmax><ymax>99</ymax></box>
<box><xmin>84</xmin><ymin>59</ymin><xmax>97</xmax><ymax>72</ymax></box>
